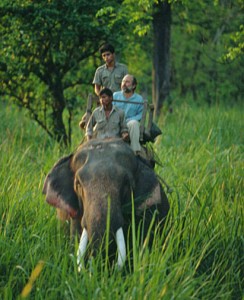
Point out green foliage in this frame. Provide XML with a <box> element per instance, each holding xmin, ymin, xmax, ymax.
<box><xmin>223</xmin><ymin>24</ymin><xmax>244</xmax><ymax>61</ymax></box>
<box><xmin>0</xmin><ymin>101</ymin><xmax>243</xmax><ymax>299</ymax></box>
<box><xmin>0</xmin><ymin>0</ymin><xmax>115</xmax><ymax>145</ymax></box>
<box><xmin>97</xmin><ymin>0</ymin><xmax>243</xmax><ymax>105</ymax></box>
<box><xmin>170</xmin><ymin>0</ymin><xmax>244</xmax><ymax>104</ymax></box>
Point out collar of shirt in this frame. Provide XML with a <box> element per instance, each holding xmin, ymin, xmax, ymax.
<box><xmin>99</xmin><ymin>105</ymin><xmax>116</xmax><ymax>113</ymax></box>
<box><xmin>105</xmin><ymin>61</ymin><xmax>118</xmax><ymax>69</ymax></box>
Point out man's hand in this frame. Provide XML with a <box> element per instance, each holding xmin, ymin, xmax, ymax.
<box><xmin>79</xmin><ymin>113</ymin><xmax>87</xmax><ymax>130</ymax></box>
<box><xmin>94</xmin><ymin>84</ymin><xmax>101</xmax><ymax>96</ymax></box>
<box><xmin>122</xmin><ymin>132</ymin><xmax>130</xmax><ymax>142</ymax></box>
<box><xmin>79</xmin><ymin>120</ymin><xmax>86</xmax><ymax>129</ymax></box>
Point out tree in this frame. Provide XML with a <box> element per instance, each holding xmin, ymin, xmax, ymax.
<box><xmin>152</xmin><ymin>1</ymin><xmax>171</xmax><ymax>117</ymax></box>
<box><xmin>116</xmin><ymin>0</ymin><xmax>243</xmax><ymax>111</ymax></box>
<box><xmin>170</xmin><ymin>0</ymin><xmax>244</xmax><ymax>104</ymax></box>
<box><xmin>0</xmin><ymin>0</ymin><xmax>112</xmax><ymax>146</ymax></box>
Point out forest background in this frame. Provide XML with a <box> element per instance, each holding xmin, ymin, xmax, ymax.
<box><xmin>1</xmin><ymin>0</ymin><xmax>243</xmax><ymax>146</ymax></box>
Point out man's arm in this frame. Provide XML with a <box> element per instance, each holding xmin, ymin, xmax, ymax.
<box><xmin>85</xmin><ymin>112</ymin><xmax>96</xmax><ymax>140</ymax></box>
<box><xmin>79</xmin><ymin>113</ymin><xmax>87</xmax><ymax>129</ymax></box>
<box><xmin>94</xmin><ymin>84</ymin><xmax>101</xmax><ymax>96</ymax></box>
<box><xmin>93</xmin><ymin>67</ymin><xmax>103</xmax><ymax>96</ymax></box>
<box><xmin>119</xmin><ymin>110</ymin><xmax>129</xmax><ymax>141</ymax></box>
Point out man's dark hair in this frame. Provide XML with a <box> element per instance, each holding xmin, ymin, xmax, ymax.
<box><xmin>99</xmin><ymin>87</ymin><xmax>113</xmax><ymax>97</ymax></box>
<box><xmin>99</xmin><ymin>43</ymin><xmax>115</xmax><ymax>54</ymax></box>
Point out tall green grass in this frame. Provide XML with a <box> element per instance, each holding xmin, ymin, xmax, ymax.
<box><xmin>0</xmin><ymin>101</ymin><xmax>243</xmax><ymax>299</ymax></box>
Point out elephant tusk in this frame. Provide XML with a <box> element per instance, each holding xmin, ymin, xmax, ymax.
<box><xmin>115</xmin><ymin>227</ymin><xmax>126</xmax><ymax>269</ymax></box>
<box><xmin>77</xmin><ymin>228</ymin><xmax>88</xmax><ymax>272</ymax></box>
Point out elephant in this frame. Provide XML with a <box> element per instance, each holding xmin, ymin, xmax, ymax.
<box><xmin>42</xmin><ymin>138</ymin><xmax>169</xmax><ymax>270</ymax></box>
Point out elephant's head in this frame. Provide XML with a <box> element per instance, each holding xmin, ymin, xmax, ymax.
<box><xmin>43</xmin><ymin>138</ymin><xmax>169</xmax><ymax>269</ymax></box>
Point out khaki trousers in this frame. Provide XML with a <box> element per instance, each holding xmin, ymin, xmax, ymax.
<box><xmin>127</xmin><ymin>120</ymin><xmax>141</xmax><ymax>153</ymax></box>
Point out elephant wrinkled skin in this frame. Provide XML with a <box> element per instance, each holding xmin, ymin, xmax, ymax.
<box><xmin>42</xmin><ymin>138</ymin><xmax>169</xmax><ymax>269</ymax></box>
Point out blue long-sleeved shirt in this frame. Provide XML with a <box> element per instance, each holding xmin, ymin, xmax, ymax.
<box><xmin>113</xmin><ymin>91</ymin><xmax>144</xmax><ymax>122</ymax></box>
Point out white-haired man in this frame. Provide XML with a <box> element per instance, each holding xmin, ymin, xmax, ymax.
<box><xmin>113</xmin><ymin>74</ymin><xmax>144</xmax><ymax>155</ymax></box>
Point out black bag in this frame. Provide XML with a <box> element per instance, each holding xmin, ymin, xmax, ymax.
<box><xmin>142</xmin><ymin>122</ymin><xmax>162</xmax><ymax>143</ymax></box>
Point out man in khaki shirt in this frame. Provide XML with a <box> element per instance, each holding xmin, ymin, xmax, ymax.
<box><xmin>86</xmin><ymin>88</ymin><xmax>129</xmax><ymax>141</ymax></box>
<box><xmin>93</xmin><ymin>43</ymin><xmax>128</xmax><ymax>96</ymax></box>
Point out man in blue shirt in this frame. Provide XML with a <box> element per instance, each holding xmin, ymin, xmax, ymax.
<box><xmin>113</xmin><ymin>75</ymin><xmax>144</xmax><ymax>154</ymax></box>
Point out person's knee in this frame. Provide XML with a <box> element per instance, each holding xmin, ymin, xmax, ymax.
<box><xmin>127</xmin><ymin>120</ymin><xmax>140</xmax><ymax>130</ymax></box>
<box><xmin>127</xmin><ymin>120</ymin><xmax>139</xmax><ymax>126</ymax></box>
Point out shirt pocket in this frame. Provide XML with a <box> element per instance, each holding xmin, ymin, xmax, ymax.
<box><xmin>101</xmin><ymin>75</ymin><xmax>109</xmax><ymax>87</ymax></box>
<box><xmin>114</xmin><ymin>74</ymin><xmax>123</xmax><ymax>84</ymax></box>
<box><xmin>110</xmin><ymin>120</ymin><xmax>120</xmax><ymax>131</ymax></box>
<box><xmin>95</xmin><ymin>120</ymin><xmax>107</xmax><ymax>131</ymax></box>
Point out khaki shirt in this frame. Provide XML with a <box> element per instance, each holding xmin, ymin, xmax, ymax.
<box><xmin>92</xmin><ymin>62</ymin><xmax>128</xmax><ymax>93</ymax></box>
<box><xmin>86</xmin><ymin>105</ymin><xmax>128</xmax><ymax>139</ymax></box>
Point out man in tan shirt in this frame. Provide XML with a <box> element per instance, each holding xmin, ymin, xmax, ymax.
<box><xmin>86</xmin><ymin>88</ymin><xmax>129</xmax><ymax>141</ymax></box>
<box><xmin>93</xmin><ymin>43</ymin><xmax>128</xmax><ymax>96</ymax></box>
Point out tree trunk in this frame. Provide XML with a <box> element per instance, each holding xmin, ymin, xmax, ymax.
<box><xmin>152</xmin><ymin>1</ymin><xmax>171</xmax><ymax>118</ymax></box>
<box><xmin>51</xmin><ymin>78</ymin><xmax>68</xmax><ymax>146</ymax></box>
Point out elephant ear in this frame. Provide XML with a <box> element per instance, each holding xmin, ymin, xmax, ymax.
<box><xmin>42</xmin><ymin>154</ymin><xmax>81</xmax><ymax>218</ymax></box>
<box><xmin>133</xmin><ymin>158</ymin><xmax>169</xmax><ymax>219</ymax></box>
